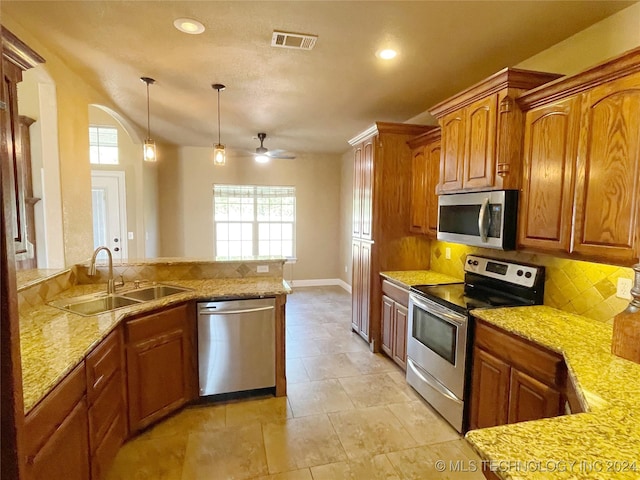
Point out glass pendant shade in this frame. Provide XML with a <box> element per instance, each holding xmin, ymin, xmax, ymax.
<box><xmin>144</xmin><ymin>139</ymin><xmax>157</xmax><ymax>162</ymax></box>
<box><xmin>213</xmin><ymin>143</ymin><xmax>226</xmax><ymax>166</ymax></box>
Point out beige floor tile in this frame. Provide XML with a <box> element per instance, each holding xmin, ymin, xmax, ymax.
<box><xmin>328</xmin><ymin>406</ymin><xmax>418</xmax><ymax>459</ymax></box>
<box><xmin>338</xmin><ymin>373</ymin><xmax>413</xmax><ymax>408</ymax></box>
<box><xmin>313</xmin><ymin>335</ymin><xmax>371</xmax><ymax>355</ymax></box>
<box><xmin>387</xmin><ymin>401</ymin><xmax>461</xmax><ymax>445</ymax></box>
<box><xmin>138</xmin><ymin>403</ymin><xmax>226</xmax><ymax>440</ymax></box>
<box><xmin>286</xmin><ymin>337</ymin><xmax>323</xmax><ymax>358</ymax></box>
<box><xmin>252</xmin><ymin>468</ymin><xmax>313</xmax><ymax>480</ymax></box>
<box><xmin>286</xmin><ymin>357</ymin><xmax>311</xmax><ymax>384</ymax></box>
<box><xmin>310</xmin><ymin>455</ymin><xmax>401</xmax><ymax>480</ymax></box>
<box><xmin>301</xmin><ymin>353</ymin><xmax>361</xmax><ymax>380</ymax></box>
<box><xmin>346</xmin><ymin>351</ymin><xmax>399</xmax><ymax>375</ymax></box>
<box><xmin>262</xmin><ymin>414</ymin><xmax>347</xmax><ymax>473</ymax></box>
<box><xmin>106</xmin><ymin>433</ymin><xmax>187</xmax><ymax>480</ymax></box>
<box><xmin>287</xmin><ymin>379</ymin><xmax>355</xmax><ymax>417</ymax></box>
<box><xmin>287</xmin><ymin>324</ymin><xmax>332</xmax><ymax>340</ymax></box>
<box><xmin>181</xmin><ymin>423</ymin><xmax>268</xmax><ymax>480</ymax></box>
<box><xmin>226</xmin><ymin>396</ymin><xmax>293</xmax><ymax>427</ymax></box>
<box><xmin>386</xmin><ymin>439</ymin><xmax>486</xmax><ymax>480</ymax></box>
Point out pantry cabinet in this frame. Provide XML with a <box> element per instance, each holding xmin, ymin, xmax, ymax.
<box><xmin>408</xmin><ymin>128</ymin><xmax>441</xmax><ymax>237</ymax></box>
<box><xmin>470</xmin><ymin>319</ymin><xmax>565</xmax><ymax>430</ymax></box>
<box><xmin>429</xmin><ymin>68</ymin><xmax>561</xmax><ymax>194</ymax></box>
<box><xmin>349</xmin><ymin>122</ymin><xmax>433</xmax><ymax>348</ymax></box>
<box><xmin>380</xmin><ymin>279</ymin><xmax>410</xmax><ymax>370</ymax></box>
<box><xmin>125</xmin><ymin>302</ymin><xmax>197</xmax><ymax>433</ymax></box>
<box><xmin>517</xmin><ymin>47</ymin><xmax>640</xmax><ymax>265</ymax></box>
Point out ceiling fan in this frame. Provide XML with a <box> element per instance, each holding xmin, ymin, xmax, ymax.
<box><xmin>253</xmin><ymin>132</ymin><xmax>296</xmax><ymax>162</ymax></box>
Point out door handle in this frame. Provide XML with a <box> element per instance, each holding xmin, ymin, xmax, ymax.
<box><xmin>478</xmin><ymin>197</ymin><xmax>490</xmax><ymax>243</ymax></box>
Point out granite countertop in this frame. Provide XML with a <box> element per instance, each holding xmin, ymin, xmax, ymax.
<box><xmin>20</xmin><ymin>277</ymin><xmax>291</xmax><ymax>414</ymax></box>
<box><xmin>380</xmin><ymin>270</ymin><xmax>462</xmax><ymax>288</ymax></box>
<box><xmin>466</xmin><ymin>305</ymin><xmax>640</xmax><ymax>480</ymax></box>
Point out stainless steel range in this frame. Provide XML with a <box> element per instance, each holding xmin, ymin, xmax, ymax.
<box><xmin>406</xmin><ymin>254</ymin><xmax>545</xmax><ymax>433</ymax></box>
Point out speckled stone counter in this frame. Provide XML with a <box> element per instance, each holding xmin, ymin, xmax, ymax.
<box><xmin>466</xmin><ymin>306</ymin><xmax>640</xmax><ymax>480</ymax></box>
<box><xmin>380</xmin><ymin>270</ymin><xmax>461</xmax><ymax>288</ymax></box>
<box><xmin>20</xmin><ymin>277</ymin><xmax>290</xmax><ymax>414</ymax></box>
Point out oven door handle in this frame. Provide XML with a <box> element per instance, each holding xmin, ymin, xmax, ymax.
<box><xmin>409</xmin><ymin>294</ymin><xmax>467</xmax><ymax>326</ymax></box>
<box><xmin>478</xmin><ymin>197</ymin><xmax>490</xmax><ymax>243</ymax></box>
<box><xmin>407</xmin><ymin>358</ymin><xmax>461</xmax><ymax>403</ymax></box>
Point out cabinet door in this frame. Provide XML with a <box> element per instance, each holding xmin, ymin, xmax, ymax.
<box><xmin>439</xmin><ymin>110</ymin><xmax>466</xmax><ymax>192</ymax></box>
<box><xmin>392</xmin><ymin>303</ymin><xmax>408</xmax><ymax>370</ymax></box>
<box><xmin>469</xmin><ymin>348</ymin><xmax>510</xmax><ymax>430</ymax></box>
<box><xmin>27</xmin><ymin>399</ymin><xmax>90</xmax><ymax>480</ymax></box>
<box><xmin>425</xmin><ymin>140</ymin><xmax>441</xmax><ymax>237</ymax></box>
<box><xmin>519</xmin><ymin>96</ymin><xmax>581</xmax><ymax>253</ymax></box>
<box><xmin>351</xmin><ymin>240</ymin><xmax>361</xmax><ymax>333</ymax></box>
<box><xmin>381</xmin><ymin>295</ymin><xmax>394</xmax><ymax>357</ymax></box>
<box><xmin>352</xmin><ymin>145</ymin><xmax>363</xmax><ymax>237</ymax></box>
<box><xmin>410</xmin><ymin>146</ymin><xmax>427</xmax><ymax>234</ymax></box>
<box><xmin>463</xmin><ymin>94</ymin><xmax>498</xmax><ymax>190</ymax></box>
<box><xmin>361</xmin><ymin>139</ymin><xmax>374</xmax><ymax>240</ymax></box>
<box><xmin>126</xmin><ymin>304</ymin><xmax>194</xmax><ymax>432</ymax></box>
<box><xmin>508</xmin><ymin>369</ymin><xmax>561</xmax><ymax>424</ymax></box>
<box><xmin>358</xmin><ymin>241</ymin><xmax>372</xmax><ymax>340</ymax></box>
<box><xmin>573</xmin><ymin>73</ymin><xmax>640</xmax><ymax>263</ymax></box>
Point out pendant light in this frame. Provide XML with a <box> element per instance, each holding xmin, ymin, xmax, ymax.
<box><xmin>140</xmin><ymin>77</ymin><xmax>157</xmax><ymax>162</ymax></box>
<box><xmin>212</xmin><ymin>83</ymin><xmax>226</xmax><ymax>166</ymax></box>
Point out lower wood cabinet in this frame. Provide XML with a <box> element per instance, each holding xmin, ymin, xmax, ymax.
<box><xmin>352</xmin><ymin>239</ymin><xmax>372</xmax><ymax>341</ymax></box>
<box><xmin>470</xmin><ymin>319</ymin><xmax>565</xmax><ymax>430</ymax></box>
<box><xmin>380</xmin><ymin>279</ymin><xmax>409</xmax><ymax>370</ymax></box>
<box><xmin>24</xmin><ymin>363</ymin><xmax>90</xmax><ymax>480</ymax></box>
<box><xmin>125</xmin><ymin>302</ymin><xmax>197</xmax><ymax>433</ymax></box>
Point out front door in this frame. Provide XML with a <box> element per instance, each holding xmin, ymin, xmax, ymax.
<box><xmin>91</xmin><ymin>170</ymin><xmax>127</xmax><ymax>262</ymax></box>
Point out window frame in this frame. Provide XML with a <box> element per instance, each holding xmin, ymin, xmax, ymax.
<box><xmin>89</xmin><ymin>125</ymin><xmax>119</xmax><ymax>165</ymax></box>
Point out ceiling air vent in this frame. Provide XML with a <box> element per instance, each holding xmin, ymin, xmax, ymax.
<box><xmin>271</xmin><ymin>30</ymin><xmax>317</xmax><ymax>51</ymax></box>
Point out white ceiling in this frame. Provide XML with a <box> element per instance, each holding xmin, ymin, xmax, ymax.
<box><xmin>3</xmin><ymin>1</ymin><xmax>635</xmax><ymax>156</ymax></box>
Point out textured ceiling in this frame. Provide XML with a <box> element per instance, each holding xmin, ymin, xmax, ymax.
<box><xmin>2</xmin><ymin>1</ymin><xmax>635</xmax><ymax>156</ymax></box>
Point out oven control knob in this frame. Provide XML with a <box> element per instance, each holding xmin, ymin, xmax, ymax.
<box><xmin>525</xmin><ymin>271</ymin><xmax>532</xmax><ymax>279</ymax></box>
<box><xmin>517</xmin><ymin>269</ymin><xmax>523</xmax><ymax>276</ymax></box>
<box><xmin>467</xmin><ymin>259</ymin><xmax>473</xmax><ymax>265</ymax></box>
<box><xmin>473</xmin><ymin>260</ymin><xmax>479</xmax><ymax>266</ymax></box>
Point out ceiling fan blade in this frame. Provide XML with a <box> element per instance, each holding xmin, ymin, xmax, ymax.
<box><xmin>266</xmin><ymin>149</ymin><xmax>296</xmax><ymax>160</ymax></box>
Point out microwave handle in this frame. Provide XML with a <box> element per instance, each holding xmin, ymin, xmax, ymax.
<box><xmin>478</xmin><ymin>197</ymin><xmax>490</xmax><ymax>243</ymax></box>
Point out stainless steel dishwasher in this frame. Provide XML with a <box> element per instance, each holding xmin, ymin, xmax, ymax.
<box><xmin>197</xmin><ymin>298</ymin><xmax>276</xmax><ymax>397</ymax></box>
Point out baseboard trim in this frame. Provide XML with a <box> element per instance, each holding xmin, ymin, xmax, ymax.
<box><xmin>290</xmin><ymin>278</ymin><xmax>352</xmax><ymax>293</ymax></box>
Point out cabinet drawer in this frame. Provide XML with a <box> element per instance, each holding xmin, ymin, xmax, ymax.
<box><xmin>86</xmin><ymin>328</ymin><xmax>122</xmax><ymax>404</ymax></box>
<box><xmin>24</xmin><ymin>362</ymin><xmax>86</xmax><ymax>457</ymax></box>
<box><xmin>474</xmin><ymin>320</ymin><xmax>565</xmax><ymax>387</ymax></box>
<box><xmin>125</xmin><ymin>303</ymin><xmax>190</xmax><ymax>343</ymax></box>
<box><xmin>91</xmin><ymin>407</ymin><xmax>127</xmax><ymax>480</ymax></box>
<box><xmin>381</xmin><ymin>280</ymin><xmax>409</xmax><ymax>307</ymax></box>
<box><xmin>88</xmin><ymin>371</ymin><xmax>125</xmax><ymax>449</ymax></box>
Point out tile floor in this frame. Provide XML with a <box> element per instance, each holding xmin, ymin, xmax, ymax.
<box><xmin>106</xmin><ymin>286</ymin><xmax>485</xmax><ymax>480</ymax></box>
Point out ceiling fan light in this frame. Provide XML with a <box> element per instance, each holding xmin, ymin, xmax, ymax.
<box><xmin>144</xmin><ymin>139</ymin><xmax>157</xmax><ymax>162</ymax></box>
<box><xmin>255</xmin><ymin>154</ymin><xmax>270</xmax><ymax>164</ymax></box>
<box><xmin>213</xmin><ymin>144</ymin><xmax>226</xmax><ymax>166</ymax></box>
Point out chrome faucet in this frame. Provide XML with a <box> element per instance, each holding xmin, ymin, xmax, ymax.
<box><xmin>89</xmin><ymin>246</ymin><xmax>117</xmax><ymax>294</ymax></box>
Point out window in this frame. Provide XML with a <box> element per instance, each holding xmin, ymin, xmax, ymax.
<box><xmin>89</xmin><ymin>125</ymin><xmax>118</xmax><ymax>164</ymax></box>
<box><xmin>214</xmin><ymin>185</ymin><xmax>296</xmax><ymax>260</ymax></box>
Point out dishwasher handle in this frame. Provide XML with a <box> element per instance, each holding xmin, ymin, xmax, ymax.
<box><xmin>198</xmin><ymin>305</ymin><xmax>275</xmax><ymax>316</ymax></box>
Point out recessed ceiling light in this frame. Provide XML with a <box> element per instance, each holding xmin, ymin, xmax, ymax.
<box><xmin>173</xmin><ymin>18</ymin><xmax>205</xmax><ymax>35</ymax></box>
<box><xmin>377</xmin><ymin>48</ymin><xmax>397</xmax><ymax>60</ymax></box>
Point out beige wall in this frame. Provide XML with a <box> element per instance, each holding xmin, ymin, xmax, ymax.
<box><xmin>339</xmin><ymin>149</ymin><xmax>354</xmax><ymax>285</ymax></box>
<box><xmin>158</xmin><ymin>148</ymin><xmax>342</xmax><ymax>281</ymax></box>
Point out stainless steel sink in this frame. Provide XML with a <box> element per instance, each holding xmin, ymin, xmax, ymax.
<box><xmin>119</xmin><ymin>284</ymin><xmax>191</xmax><ymax>302</ymax></box>
<box><xmin>48</xmin><ymin>293</ymin><xmax>143</xmax><ymax>316</ymax></box>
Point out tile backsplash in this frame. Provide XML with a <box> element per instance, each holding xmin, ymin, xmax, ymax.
<box><xmin>430</xmin><ymin>241</ymin><xmax>635</xmax><ymax>323</ymax></box>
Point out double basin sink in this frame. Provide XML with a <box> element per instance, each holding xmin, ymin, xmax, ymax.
<box><xmin>48</xmin><ymin>284</ymin><xmax>191</xmax><ymax>316</ymax></box>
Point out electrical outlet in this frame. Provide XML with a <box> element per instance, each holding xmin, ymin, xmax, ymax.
<box><xmin>617</xmin><ymin>278</ymin><xmax>633</xmax><ymax>300</ymax></box>
<box><xmin>128</xmin><ymin>231</ymin><xmax>134</xmax><ymax>240</ymax></box>
<box><xmin>257</xmin><ymin>265</ymin><xmax>269</xmax><ymax>273</ymax></box>
<box><xmin>445</xmin><ymin>247</ymin><xmax>451</xmax><ymax>260</ymax></box>
<box><xmin>344</xmin><ymin>265</ymin><xmax>348</xmax><ymax>273</ymax></box>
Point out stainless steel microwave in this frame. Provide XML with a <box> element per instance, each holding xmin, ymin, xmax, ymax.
<box><xmin>437</xmin><ymin>190</ymin><xmax>518</xmax><ymax>250</ymax></box>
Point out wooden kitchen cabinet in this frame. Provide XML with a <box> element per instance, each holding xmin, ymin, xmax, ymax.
<box><xmin>408</xmin><ymin>128</ymin><xmax>441</xmax><ymax>237</ymax></box>
<box><xmin>429</xmin><ymin>68</ymin><xmax>561</xmax><ymax>194</ymax></box>
<box><xmin>380</xmin><ymin>279</ymin><xmax>410</xmax><ymax>370</ymax></box>
<box><xmin>24</xmin><ymin>363</ymin><xmax>90</xmax><ymax>480</ymax></box>
<box><xmin>349</xmin><ymin>122</ymin><xmax>433</xmax><ymax>347</ymax></box>
<box><xmin>517</xmin><ymin>47</ymin><xmax>640</xmax><ymax>265</ymax></box>
<box><xmin>125</xmin><ymin>302</ymin><xmax>197</xmax><ymax>433</ymax></box>
<box><xmin>469</xmin><ymin>319</ymin><xmax>564</xmax><ymax>430</ymax></box>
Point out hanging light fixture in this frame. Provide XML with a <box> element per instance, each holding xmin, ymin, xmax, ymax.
<box><xmin>140</xmin><ymin>76</ymin><xmax>157</xmax><ymax>162</ymax></box>
<box><xmin>212</xmin><ymin>83</ymin><xmax>226</xmax><ymax>166</ymax></box>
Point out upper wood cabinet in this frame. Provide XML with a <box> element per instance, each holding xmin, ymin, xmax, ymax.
<box><xmin>517</xmin><ymin>46</ymin><xmax>640</xmax><ymax>265</ymax></box>
<box><xmin>430</xmin><ymin>68</ymin><xmax>561</xmax><ymax>194</ymax></box>
<box><xmin>408</xmin><ymin>128</ymin><xmax>441</xmax><ymax>237</ymax></box>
